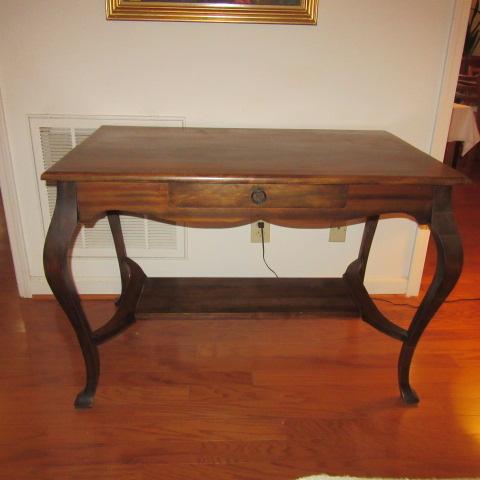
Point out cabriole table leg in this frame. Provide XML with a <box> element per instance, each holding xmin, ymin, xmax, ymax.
<box><xmin>398</xmin><ymin>186</ymin><xmax>463</xmax><ymax>404</ymax></box>
<box><xmin>43</xmin><ymin>181</ymin><xmax>99</xmax><ymax>409</ymax></box>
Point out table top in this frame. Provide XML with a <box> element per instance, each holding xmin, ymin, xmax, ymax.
<box><xmin>41</xmin><ymin>126</ymin><xmax>468</xmax><ymax>185</ymax></box>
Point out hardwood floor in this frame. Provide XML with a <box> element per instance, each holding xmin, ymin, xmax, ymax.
<box><xmin>0</xmin><ymin>174</ymin><xmax>479</xmax><ymax>479</ymax></box>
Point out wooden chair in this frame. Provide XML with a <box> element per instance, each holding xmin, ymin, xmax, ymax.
<box><xmin>458</xmin><ymin>55</ymin><xmax>480</xmax><ymax>115</ymax></box>
<box><xmin>455</xmin><ymin>73</ymin><xmax>480</xmax><ymax>123</ymax></box>
<box><xmin>460</xmin><ymin>55</ymin><xmax>480</xmax><ymax>75</ymax></box>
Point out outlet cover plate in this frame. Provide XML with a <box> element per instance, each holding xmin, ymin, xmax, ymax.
<box><xmin>251</xmin><ymin>221</ymin><xmax>270</xmax><ymax>243</ymax></box>
<box><xmin>329</xmin><ymin>226</ymin><xmax>347</xmax><ymax>242</ymax></box>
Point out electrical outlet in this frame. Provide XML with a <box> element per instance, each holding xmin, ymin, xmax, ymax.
<box><xmin>329</xmin><ymin>226</ymin><xmax>347</xmax><ymax>242</ymax></box>
<box><xmin>251</xmin><ymin>221</ymin><xmax>270</xmax><ymax>243</ymax></box>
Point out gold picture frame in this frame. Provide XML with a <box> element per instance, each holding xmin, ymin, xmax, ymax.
<box><xmin>106</xmin><ymin>0</ymin><xmax>318</xmax><ymax>25</ymax></box>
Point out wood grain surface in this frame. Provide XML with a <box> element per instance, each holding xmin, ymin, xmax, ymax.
<box><xmin>76</xmin><ymin>181</ymin><xmax>435</xmax><ymax>227</ymax></box>
<box><xmin>136</xmin><ymin>277</ymin><xmax>359</xmax><ymax>316</ymax></box>
<box><xmin>41</xmin><ymin>126</ymin><xmax>468</xmax><ymax>185</ymax></box>
<box><xmin>169</xmin><ymin>183</ymin><xmax>347</xmax><ymax>208</ymax></box>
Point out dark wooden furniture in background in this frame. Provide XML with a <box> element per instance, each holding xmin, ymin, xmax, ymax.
<box><xmin>41</xmin><ymin>126</ymin><xmax>468</xmax><ymax>409</ymax></box>
<box><xmin>449</xmin><ymin>56</ymin><xmax>480</xmax><ymax>170</ymax></box>
<box><xmin>460</xmin><ymin>54</ymin><xmax>480</xmax><ymax>75</ymax></box>
<box><xmin>456</xmin><ymin>74</ymin><xmax>480</xmax><ymax>123</ymax></box>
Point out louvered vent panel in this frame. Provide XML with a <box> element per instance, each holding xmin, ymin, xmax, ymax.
<box><xmin>83</xmin><ymin>217</ymin><xmax>114</xmax><ymax>249</ymax></box>
<box><xmin>148</xmin><ymin>219</ymin><xmax>177</xmax><ymax>249</ymax></box>
<box><xmin>120</xmin><ymin>216</ymin><xmax>147</xmax><ymax>249</ymax></box>
<box><xmin>40</xmin><ymin>127</ymin><xmax>73</xmax><ymax>216</ymax></box>
<box><xmin>31</xmin><ymin>117</ymin><xmax>185</xmax><ymax>259</ymax></box>
<box><xmin>40</xmin><ymin>127</ymin><xmax>72</xmax><ymax>168</ymax></box>
<box><xmin>74</xmin><ymin>128</ymin><xmax>96</xmax><ymax>146</ymax></box>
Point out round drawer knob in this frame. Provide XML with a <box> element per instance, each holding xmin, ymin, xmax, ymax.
<box><xmin>251</xmin><ymin>188</ymin><xmax>267</xmax><ymax>205</ymax></box>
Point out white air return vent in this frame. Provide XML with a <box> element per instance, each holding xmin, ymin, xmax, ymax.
<box><xmin>30</xmin><ymin>115</ymin><xmax>186</xmax><ymax>259</ymax></box>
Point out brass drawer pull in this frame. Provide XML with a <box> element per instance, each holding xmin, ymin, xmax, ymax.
<box><xmin>251</xmin><ymin>188</ymin><xmax>267</xmax><ymax>205</ymax></box>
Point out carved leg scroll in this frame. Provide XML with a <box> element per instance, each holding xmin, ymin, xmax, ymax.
<box><xmin>398</xmin><ymin>187</ymin><xmax>463</xmax><ymax>404</ymax></box>
<box><xmin>92</xmin><ymin>214</ymin><xmax>146</xmax><ymax>345</ymax></box>
<box><xmin>344</xmin><ymin>217</ymin><xmax>408</xmax><ymax>341</ymax></box>
<box><xmin>43</xmin><ymin>182</ymin><xmax>99</xmax><ymax>409</ymax></box>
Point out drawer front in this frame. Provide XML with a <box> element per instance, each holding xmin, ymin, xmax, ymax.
<box><xmin>77</xmin><ymin>182</ymin><xmax>168</xmax><ymax>222</ymax></box>
<box><xmin>169</xmin><ymin>183</ymin><xmax>347</xmax><ymax>209</ymax></box>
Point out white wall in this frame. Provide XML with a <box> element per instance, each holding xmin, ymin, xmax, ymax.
<box><xmin>0</xmin><ymin>0</ymin><xmax>457</xmax><ymax>296</ymax></box>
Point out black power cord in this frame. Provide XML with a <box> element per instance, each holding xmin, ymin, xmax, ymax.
<box><xmin>372</xmin><ymin>297</ymin><xmax>480</xmax><ymax>309</ymax></box>
<box><xmin>258</xmin><ymin>221</ymin><xmax>279</xmax><ymax>278</ymax></box>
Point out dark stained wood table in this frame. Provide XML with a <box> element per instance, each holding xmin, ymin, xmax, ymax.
<box><xmin>41</xmin><ymin>126</ymin><xmax>468</xmax><ymax>409</ymax></box>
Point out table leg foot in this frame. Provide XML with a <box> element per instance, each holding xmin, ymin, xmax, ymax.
<box><xmin>398</xmin><ymin>344</ymin><xmax>419</xmax><ymax>404</ymax></box>
<box><xmin>400</xmin><ymin>385</ymin><xmax>419</xmax><ymax>405</ymax></box>
<box><xmin>74</xmin><ymin>389</ymin><xmax>95</xmax><ymax>409</ymax></box>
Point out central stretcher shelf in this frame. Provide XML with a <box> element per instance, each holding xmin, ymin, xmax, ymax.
<box><xmin>135</xmin><ymin>277</ymin><xmax>360</xmax><ymax>317</ymax></box>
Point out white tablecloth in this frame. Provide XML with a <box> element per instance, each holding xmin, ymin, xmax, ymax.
<box><xmin>447</xmin><ymin>103</ymin><xmax>480</xmax><ymax>155</ymax></box>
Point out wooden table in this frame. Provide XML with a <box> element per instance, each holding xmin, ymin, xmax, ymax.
<box><xmin>41</xmin><ymin>126</ymin><xmax>468</xmax><ymax>409</ymax></box>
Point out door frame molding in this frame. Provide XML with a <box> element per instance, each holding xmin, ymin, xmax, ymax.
<box><xmin>0</xmin><ymin>88</ymin><xmax>31</xmax><ymax>297</ymax></box>
<box><xmin>406</xmin><ymin>0</ymin><xmax>470</xmax><ymax>296</ymax></box>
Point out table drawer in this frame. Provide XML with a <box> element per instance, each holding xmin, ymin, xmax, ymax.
<box><xmin>169</xmin><ymin>183</ymin><xmax>347</xmax><ymax>208</ymax></box>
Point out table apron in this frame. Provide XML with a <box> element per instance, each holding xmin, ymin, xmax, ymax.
<box><xmin>76</xmin><ymin>181</ymin><xmax>434</xmax><ymax>227</ymax></box>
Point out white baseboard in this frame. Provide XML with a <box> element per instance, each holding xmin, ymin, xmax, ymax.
<box><xmin>364</xmin><ymin>275</ymin><xmax>408</xmax><ymax>295</ymax></box>
<box><xmin>29</xmin><ymin>274</ymin><xmax>409</xmax><ymax>297</ymax></box>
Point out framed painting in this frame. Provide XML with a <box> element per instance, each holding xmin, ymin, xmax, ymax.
<box><xmin>106</xmin><ymin>0</ymin><xmax>318</xmax><ymax>24</ymax></box>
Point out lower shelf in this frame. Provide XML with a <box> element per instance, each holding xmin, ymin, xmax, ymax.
<box><xmin>136</xmin><ymin>277</ymin><xmax>360</xmax><ymax>317</ymax></box>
